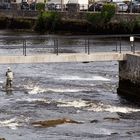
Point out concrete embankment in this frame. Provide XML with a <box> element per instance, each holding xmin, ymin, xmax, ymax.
<box><xmin>0</xmin><ymin>52</ymin><xmax>126</xmax><ymax>64</ymax></box>
<box><xmin>118</xmin><ymin>54</ymin><xmax>140</xmax><ymax>101</ymax></box>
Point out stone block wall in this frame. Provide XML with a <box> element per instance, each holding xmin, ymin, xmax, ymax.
<box><xmin>118</xmin><ymin>54</ymin><xmax>140</xmax><ymax>101</ymax></box>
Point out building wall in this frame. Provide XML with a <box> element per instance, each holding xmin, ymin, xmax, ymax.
<box><xmin>36</xmin><ymin>0</ymin><xmax>44</xmax><ymax>3</ymax></box>
<box><xmin>47</xmin><ymin>0</ymin><xmax>69</xmax><ymax>4</ymax></box>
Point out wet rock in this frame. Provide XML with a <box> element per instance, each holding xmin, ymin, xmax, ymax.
<box><xmin>126</xmin><ymin>131</ymin><xmax>135</xmax><ymax>134</ymax></box>
<box><xmin>103</xmin><ymin>117</ymin><xmax>120</xmax><ymax>122</ymax></box>
<box><xmin>111</xmin><ymin>132</ymin><xmax>118</xmax><ymax>135</ymax></box>
<box><xmin>82</xmin><ymin>61</ymin><xmax>90</xmax><ymax>63</ymax></box>
<box><xmin>118</xmin><ymin>112</ymin><xmax>140</xmax><ymax>120</ymax></box>
<box><xmin>90</xmin><ymin>120</ymin><xmax>99</xmax><ymax>123</ymax></box>
<box><xmin>0</xmin><ymin>138</ymin><xmax>6</xmax><ymax>140</ymax></box>
<box><xmin>126</xmin><ymin>130</ymin><xmax>140</xmax><ymax>135</ymax></box>
<box><xmin>31</xmin><ymin>118</ymin><xmax>82</xmax><ymax>128</ymax></box>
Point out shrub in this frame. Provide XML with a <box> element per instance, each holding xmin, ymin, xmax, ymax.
<box><xmin>86</xmin><ymin>13</ymin><xmax>102</xmax><ymax>25</ymax></box>
<box><xmin>34</xmin><ymin>11</ymin><xmax>61</xmax><ymax>33</ymax></box>
<box><xmin>86</xmin><ymin>4</ymin><xmax>115</xmax><ymax>27</ymax></box>
<box><xmin>36</xmin><ymin>3</ymin><xmax>45</xmax><ymax>11</ymax></box>
<box><xmin>101</xmin><ymin>4</ymin><xmax>116</xmax><ymax>23</ymax></box>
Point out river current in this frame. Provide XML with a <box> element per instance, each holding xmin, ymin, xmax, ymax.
<box><xmin>0</xmin><ymin>31</ymin><xmax>140</xmax><ymax>140</ymax></box>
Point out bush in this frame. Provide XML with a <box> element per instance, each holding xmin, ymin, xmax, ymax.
<box><xmin>34</xmin><ymin>11</ymin><xmax>61</xmax><ymax>33</ymax></box>
<box><xmin>101</xmin><ymin>4</ymin><xmax>116</xmax><ymax>23</ymax></box>
<box><xmin>86</xmin><ymin>4</ymin><xmax>115</xmax><ymax>27</ymax></box>
<box><xmin>86</xmin><ymin>13</ymin><xmax>102</xmax><ymax>25</ymax></box>
<box><xmin>36</xmin><ymin>3</ymin><xmax>45</xmax><ymax>11</ymax></box>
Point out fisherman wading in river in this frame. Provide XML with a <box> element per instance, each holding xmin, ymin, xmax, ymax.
<box><xmin>5</xmin><ymin>67</ymin><xmax>14</xmax><ymax>89</ymax></box>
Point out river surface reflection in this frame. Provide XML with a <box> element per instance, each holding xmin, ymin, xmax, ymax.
<box><xmin>0</xmin><ymin>31</ymin><xmax>140</xmax><ymax>140</ymax></box>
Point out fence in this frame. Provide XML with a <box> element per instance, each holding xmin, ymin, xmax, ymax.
<box><xmin>0</xmin><ymin>34</ymin><xmax>139</xmax><ymax>56</ymax></box>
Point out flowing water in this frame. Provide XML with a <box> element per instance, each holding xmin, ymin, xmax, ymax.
<box><xmin>0</xmin><ymin>31</ymin><xmax>140</xmax><ymax>140</ymax></box>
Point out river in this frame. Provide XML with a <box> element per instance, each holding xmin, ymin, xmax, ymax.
<box><xmin>0</xmin><ymin>31</ymin><xmax>140</xmax><ymax>140</ymax></box>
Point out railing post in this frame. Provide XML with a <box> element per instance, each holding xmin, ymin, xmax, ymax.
<box><xmin>23</xmin><ymin>40</ymin><xmax>24</xmax><ymax>55</ymax></box>
<box><xmin>53</xmin><ymin>39</ymin><xmax>56</xmax><ymax>53</ymax></box>
<box><xmin>23</xmin><ymin>40</ymin><xmax>27</xmax><ymax>56</ymax></box>
<box><xmin>25</xmin><ymin>40</ymin><xmax>27</xmax><ymax>56</ymax></box>
<box><xmin>115</xmin><ymin>36</ymin><xmax>118</xmax><ymax>52</ymax></box>
<box><xmin>133</xmin><ymin>41</ymin><xmax>135</xmax><ymax>53</ymax></box>
<box><xmin>119</xmin><ymin>36</ymin><xmax>122</xmax><ymax>53</ymax></box>
<box><xmin>54</xmin><ymin>39</ymin><xmax>56</xmax><ymax>53</ymax></box>
<box><xmin>85</xmin><ymin>39</ymin><xmax>87</xmax><ymax>53</ymax></box>
<box><xmin>54</xmin><ymin>38</ymin><xmax>59</xmax><ymax>55</ymax></box>
<box><xmin>130</xmin><ymin>36</ymin><xmax>135</xmax><ymax>53</ymax></box>
<box><xmin>87</xmin><ymin>38</ymin><xmax>90</xmax><ymax>55</ymax></box>
<box><xmin>56</xmin><ymin>39</ymin><xmax>59</xmax><ymax>55</ymax></box>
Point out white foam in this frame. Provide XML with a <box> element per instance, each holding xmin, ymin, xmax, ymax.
<box><xmin>88</xmin><ymin>103</ymin><xmax>140</xmax><ymax>113</ymax></box>
<box><xmin>25</xmin><ymin>85</ymin><xmax>83</xmax><ymax>94</ymax></box>
<box><xmin>28</xmin><ymin>86</ymin><xmax>46</xmax><ymax>94</ymax></box>
<box><xmin>57</xmin><ymin>99</ymin><xmax>140</xmax><ymax>113</ymax></box>
<box><xmin>93</xmin><ymin>76</ymin><xmax>110</xmax><ymax>81</ymax></box>
<box><xmin>16</xmin><ymin>98</ymin><xmax>49</xmax><ymax>103</ymax></box>
<box><xmin>104</xmin><ymin>105</ymin><xmax>140</xmax><ymax>113</ymax></box>
<box><xmin>57</xmin><ymin>99</ymin><xmax>90</xmax><ymax>108</ymax></box>
<box><xmin>47</xmin><ymin>88</ymin><xmax>82</xmax><ymax>93</ymax></box>
<box><xmin>0</xmin><ymin>118</ymin><xmax>19</xmax><ymax>130</ymax></box>
<box><xmin>56</xmin><ymin>75</ymin><xmax>110</xmax><ymax>81</ymax></box>
<box><xmin>0</xmin><ymin>81</ymin><xmax>3</xmax><ymax>84</ymax></box>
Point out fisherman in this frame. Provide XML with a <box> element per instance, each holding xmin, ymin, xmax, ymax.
<box><xmin>5</xmin><ymin>67</ymin><xmax>14</xmax><ymax>89</ymax></box>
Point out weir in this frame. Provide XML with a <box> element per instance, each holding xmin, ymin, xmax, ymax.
<box><xmin>0</xmin><ymin>52</ymin><xmax>126</xmax><ymax>64</ymax></box>
<box><xmin>0</xmin><ymin>35</ymin><xmax>140</xmax><ymax>101</ymax></box>
<box><xmin>0</xmin><ymin>52</ymin><xmax>140</xmax><ymax>101</ymax></box>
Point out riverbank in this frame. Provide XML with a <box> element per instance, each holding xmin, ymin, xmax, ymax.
<box><xmin>0</xmin><ymin>10</ymin><xmax>140</xmax><ymax>34</ymax></box>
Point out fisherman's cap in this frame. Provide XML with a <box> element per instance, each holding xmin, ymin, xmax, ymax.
<box><xmin>8</xmin><ymin>67</ymin><xmax>11</xmax><ymax>70</ymax></box>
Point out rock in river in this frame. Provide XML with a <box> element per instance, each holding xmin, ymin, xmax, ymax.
<box><xmin>32</xmin><ymin>118</ymin><xmax>83</xmax><ymax>128</ymax></box>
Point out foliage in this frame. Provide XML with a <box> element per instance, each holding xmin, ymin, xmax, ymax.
<box><xmin>34</xmin><ymin>12</ymin><xmax>46</xmax><ymax>32</ymax></box>
<box><xmin>86</xmin><ymin>3</ymin><xmax>115</xmax><ymax>29</ymax></box>
<box><xmin>36</xmin><ymin>3</ymin><xmax>45</xmax><ymax>11</ymax></box>
<box><xmin>133</xmin><ymin>17</ymin><xmax>140</xmax><ymax>33</ymax></box>
<box><xmin>34</xmin><ymin>11</ymin><xmax>61</xmax><ymax>33</ymax></box>
<box><xmin>119</xmin><ymin>19</ymin><xmax>140</xmax><ymax>34</ymax></box>
<box><xmin>86</xmin><ymin>13</ymin><xmax>102</xmax><ymax>25</ymax></box>
<box><xmin>101</xmin><ymin>4</ymin><xmax>116</xmax><ymax>23</ymax></box>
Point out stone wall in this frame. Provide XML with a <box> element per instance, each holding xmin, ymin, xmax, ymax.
<box><xmin>112</xmin><ymin>13</ymin><xmax>140</xmax><ymax>22</ymax></box>
<box><xmin>118</xmin><ymin>54</ymin><xmax>140</xmax><ymax>101</ymax></box>
<box><xmin>0</xmin><ymin>9</ymin><xmax>38</xmax><ymax>19</ymax></box>
<box><xmin>0</xmin><ymin>10</ymin><xmax>140</xmax><ymax>22</ymax></box>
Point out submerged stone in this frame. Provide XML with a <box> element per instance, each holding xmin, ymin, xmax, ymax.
<box><xmin>103</xmin><ymin>117</ymin><xmax>120</xmax><ymax>122</ymax></box>
<box><xmin>31</xmin><ymin>118</ymin><xmax>82</xmax><ymax>128</ymax></box>
<box><xmin>90</xmin><ymin>120</ymin><xmax>99</xmax><ymax>123</ymax></box>
<box><xmin>0</xmin><ymin>138</ymin><xmax>6</xmax><ymax>140</ymax></box>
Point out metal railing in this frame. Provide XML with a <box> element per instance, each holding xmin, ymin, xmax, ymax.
<box><xmin>0</xmin><ymin>34</ymin><xmax>139</xmax><ymax>56</ymax></box>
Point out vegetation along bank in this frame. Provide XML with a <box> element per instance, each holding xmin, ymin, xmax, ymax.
<box><xmin>1</xmin><ymin>4</ymin><xmax>140</xmax><ymax>34</ymax></box>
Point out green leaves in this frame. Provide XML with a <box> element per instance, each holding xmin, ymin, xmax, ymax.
<box><xmin>86</xmin><ymin>3</ymin><xmax>116</xmax><ymax>25</ymax></box>
<box><xmin>101</xmin><ymin>4</ymin><xmax>116</xmax><ymax>23</ymax></box>
<box><xmin>34</xmin><ymin>11</ymin><xmax>61</xmax><ymax>33</ymax></box>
